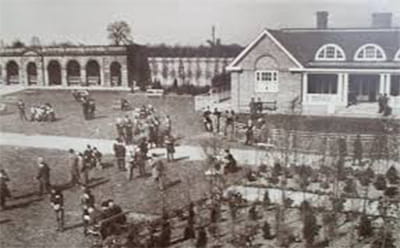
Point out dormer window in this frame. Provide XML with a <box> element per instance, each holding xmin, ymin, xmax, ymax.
<box><xmin>315</xmin><ymin>44</ymin><xmax>346</xmax><ymax>61</ymax></box>
<box><xmin>354</xmin><ymin>44</ymin><xmax>386</xmax><ymax>61</ymax></box>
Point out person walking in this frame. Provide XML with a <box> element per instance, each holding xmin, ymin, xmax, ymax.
<box><xmin>68</xmin><ymin>149</ymin><xmax>80</xmax><ymax>187</ymax></box>
<box><xmin>50</xmin><ymin>188</ymin><xmax>64</xmax><ymax>232</ymax></box>
<box><xmin>17</xmin><ymin>99</ymin><xmax>28</xmax><ymax>121</ymax></box>
<box><xmin>0</xmin><ymin>169</ymin><xmax>11</xmax><ymax>210</ymax></box>
<box><xmin>36</xmin><ymin>157</ymin><xmax>51</xmax><ymax>196</ymax></box>
<box><xmin>124</xmin><ymin>116</ymin><xmax>134</xmax><ymax>145</ymax></box>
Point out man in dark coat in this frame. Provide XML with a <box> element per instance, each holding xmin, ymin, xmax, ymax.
<box><xmin>113</xmin><ymin>139</ymin><xmax>126</xmax><ymax>171</ymax></box>
<box><xmin>50</xmin><ymin>188</ymin><xmax>64</xmax><ymax>231</ymax></box>
<box><xmin>82</xmin><ymin>98</ymin><xmax>89</xmax><ymax>120</ymax></box>
<box><xmin>0</xmin><ymin>169</ymin><xmax>11</xmax><ymax>210</ymax></box>
<box><xmin>68</xmin><ymin>149</ymin><xmax>80</xmax><ymax>186</ymax></box>
<box><xmin>36</xmin><ymin>157</ymin><xmax>51</xmax><ymax>195</ymax></box>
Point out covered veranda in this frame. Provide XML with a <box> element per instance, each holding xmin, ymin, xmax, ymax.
<box><xmin>301</xmin><ymin>69</ymin><xmax>400</xmax><ymax>115</ymax></box>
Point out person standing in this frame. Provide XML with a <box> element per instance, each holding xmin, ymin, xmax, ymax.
<box><xmin>17</xmin><ymin>99</ymin><xmax>28</xmax><ymax>121</ymax></box>
<box><xmin>36</xmin><ymin>157</ymin><xmax>51</xmax><ymax>196</ymax></box>
<box><xmin>113</xmin><ymin>138</ymin><xmax>126</xmax><ymax>171</ymax></box>
<box><xmin>249</xmin><ymin>97</ymin><xmax>256</xmax><ymax>119</ymax></box>
<box><xmin>165</xmin><ymin>135</ymin><xmax>175</xmax><ymax>162</ymax></box>
<box><xmin>124</xmin><ymin>116</ymin><xmax>134</xmax><ymax>145</ymax></box>
<box><xmin>256</xmin><ymin>97</ymin><xmax>263</xmax><ymax>114</ymax></box>
<box><xmin>136</xmin><ymin>147</ymin><xmax>146</xmax><ymax>177</ymax></box>
<box><xmin>165</xmin><ymin>115</ymin><xmax>172</xmax><ymax>136</ymax></box>
<box><xmin>50</xmin><ymin>188</ymin><xmax>64</xmax><ymax>232</ymax></box>
<box><xmin>81</xmin><ymin>187</ymin><xmax>95</xmax><ymax>210</ymax></box>
<box><xmin>115</xmin><ymin>118</ymin><xmax>125</xmax><ymax>141</ymax></box>
<box><xmin>68</xmin><ymin>149</ymin><xmax>80</xmax><ymax>187</ymax></box>
<box><xmin>126</xmin><ymin>149</ymin><xmax>136</xmax><ymax>180</ymax></box>
<box><xmin>0</xmin><ymin>169</ymin><xmax>11</xmax><ymax>210</ymax></box>
<box><xmin>353</xmin><ymin>134</ymin><xmax>363</xmax><ymax>166</ymax></box>
<box><xmin>150</xmin><ymin>156</ymin><xmax>166</xmax><ymax>190</ymax></box>
<box><xmin>245</xmin><ymin>119</ymin><xmax>254</xmax><ymax>145</ymax></box>
<box><xmin>213</xmin><ymin>108</ymin><xmax>221</xmax><ymax>134</ymax></box>
<box><xmin>82</xmin><ymin>98</ymin><xmax>89</xmax><ymax>120</ymax></box>
<box><xmin>378</xmin><ymin>94</ymin><xmax>384</xmax><ymax>113</ymax></box>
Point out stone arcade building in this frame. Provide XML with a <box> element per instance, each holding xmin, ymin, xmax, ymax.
<box><xmin>227</xmin><ymin>12</ymin><xmax>400</xmax><ymax>115</ymax></box>
<box><xmin>0</xmin><ymin>46</ymin><xmax>130</xmax><ymax>87</ymax></box>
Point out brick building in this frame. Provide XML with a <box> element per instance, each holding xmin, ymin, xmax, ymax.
<box><xmin>227</xmin><ymin>12</ymin><xmax>400</xmax><ymax>115</ymax></box>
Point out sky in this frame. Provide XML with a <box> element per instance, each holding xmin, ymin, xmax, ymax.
<box><xmin>0</xmin><ymin>0</ymin><xmax>399</xmax><ymax>47</ymax></box>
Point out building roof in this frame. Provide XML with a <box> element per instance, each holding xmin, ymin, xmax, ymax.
<box><xmin>269</xmin><ymin>28</ymin><xmax>400</xmax><ymax>67</ymax></box>
<box><xmin>0</xmin><ymin>45</ymin><xmax>128</xmax><ymax>57</ymax></box>
<box><xmin>228</xmin><ymin>28</ymin><xmax>400</xmax><ymax>71</ymax></box>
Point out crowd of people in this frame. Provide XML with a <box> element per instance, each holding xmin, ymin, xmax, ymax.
<box><xmin>202</xmin><ymin>106</ymin><xmax>236</xmax><ymax>138</ymax></box>
<box><xmin>16</xmin><ymin>99</ymin><xmax>56</xmax><ymax>122</ymax></box>
<box><xmin>71</xmin><ymin>90</ymin><xmax>96</xmax><ymax>120</ymax></box>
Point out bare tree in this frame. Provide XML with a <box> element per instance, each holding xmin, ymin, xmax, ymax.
<box><xmin>107</xmin><ymin>21</ymin><xmax>133</xmax><ymax>45</ymax></box>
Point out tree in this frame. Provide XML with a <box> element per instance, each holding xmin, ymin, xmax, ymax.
<box><xmin>30</xmin><ymin>36</ymin><xmax>41</xmax><ymax>47</ymax></box>
<box><xmin>12</xmin><ymin>40</ymin><xmax>25</xmax><ymax>48</ymax></box>
<box><xmin>303</xmin><ymin>211</ymin><xmax>319</xmax><ymax>246</ymax></box>
<box><xmin>107</xmin><ymin>21</ymin><xmax>133</xmax><ymax>45</ymax></box>
<box><xmin>358</xmin><ymin>215</ymin><xmax>373</xmax><ymax>239</ymax></box>
<box><xmin>371</xmin><ymin>227</ymin><xmax>396</xmax><ymax>248</ymax></box>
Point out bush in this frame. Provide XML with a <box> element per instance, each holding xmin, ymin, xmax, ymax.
<box><xmin>263</xmin><ymin>220</ymin><xmax>272</xmax><ymax>239</ymax></box>
<box><xmin>358</xmin><ymin>215</ymin><xmax>373</xmax><ymax>239</ymax></box>
<box><xmin>384</xmin><ymin>187</ymin><xmax>399</xmax><ymax>198</ymax></box>
<box><xmin>374</xmin><ymin>174</ymin><xmax>387</xmax><ymax>191</ymax></box>
<box><xmin>164</xmin><ymin>84</ymin><xmax>210</xmax><ymax>96</ymax></box>
<box><xmin>386</xmin><ymin>166</ymin><xmax>399</xmax><ymax>185</ymax></box>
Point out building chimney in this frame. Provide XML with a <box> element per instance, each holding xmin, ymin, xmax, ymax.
<box><xmin>316</xmin><ymin>11</ymin><xmax>329</xmax><ymax>29</ymax></box>
<box><xmin>372</xmin><ymin>13</ymin><xmax>392</xmax><ymax>28</ymax></box>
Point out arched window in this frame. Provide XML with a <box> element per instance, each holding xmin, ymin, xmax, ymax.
<box><xmin>395</xmin><ymin>49</ymin><xmax>400</xmax><ymax>61</ymax></box>
<box><xmin>315</xmin><ymin>44</ymin><xmax>346</xmax><ymax>61</ymax></box>
<box><xmin>354</xmin><ymin>44</ymin><xmax>386</xmax><ymax>61</ymax></box>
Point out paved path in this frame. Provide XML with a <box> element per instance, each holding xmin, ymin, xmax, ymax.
<box><xmin>1</xmin><ymin>132</ymin><xmax>398</xmax><ymax>172</ymax></box>
<box><xmin>0</xmin><ymin>132</ymin><xmax>268</xmax><ymax>165</ymax></box>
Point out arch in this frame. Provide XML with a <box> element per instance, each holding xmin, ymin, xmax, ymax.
<box><xmin>47</xmin><ymin>60</ymin><xmax>62</xmax><ymax>86</ymax></box>
<box><xmin>66</xmin><ymin>60</ymin><xmax>81</xmax><ymax>85</ymax></box>
<box><xmin>26</xmin><ymin>62</ymin><xmax>37</xmax><ymax>85</ymax></box>
<box><xmin>354</xmin><ymin>43</ymin><xmax>386</xmax><ymax>61</ymax></box>
<box><xmin>6</xmin><ymin>61</ymin><xmax>19</xmax><ymax>85</ymax></box>
<box><xmin>395</xmin><ymin>49</ymin><xmax>400</xmax><ymax>61</ymax></box>
<box><xmin>110</xmin><ymin>61</ymin><xmax>122</xmax><ymax>86</ymax></box>
<box><xmin>254</xmin><ymin>55</ymin><xmax>278</xmax><ymax>70</ymax></box>
<box><xmin>86</xmin><ymin>60</ymin><xmax>101</xmax><ymax>85</ymax></box>
<box><xmin>315</xmin><ymin>44</ymin><xmax>346</xmax><ymax>61</ymax></box>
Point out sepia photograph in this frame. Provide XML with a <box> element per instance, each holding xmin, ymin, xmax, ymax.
<box><xmin>0</xmin><ymin>0</ymin><xmax>399</xmax><ymax>247</ymax></box>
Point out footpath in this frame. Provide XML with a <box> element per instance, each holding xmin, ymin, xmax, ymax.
<box><xmin>0</xmin><ymin>132</ymin><xmax>269</xmax><ymax>165</ymax></box>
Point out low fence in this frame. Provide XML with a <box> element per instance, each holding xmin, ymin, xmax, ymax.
<box><xmin>236</xmin><ymin>124</ymin><xmax>400</xmax><ymax>159</ymax></box>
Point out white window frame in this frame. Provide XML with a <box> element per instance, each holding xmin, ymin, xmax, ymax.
<box><xmin>354</xmin><ymin>43</ymin><xmax>387</xmax><ymax>61</ymax></box>
<box><xmin>315</xmin><ymin>44</ymin><xmax>346</xmax><ymax>61</ymax></box>
<box><xmin>395</xmin><ymin>49</ymin><xmax>400</xmax><ymax>61</ymax></box>
<box><xmin>255</xmin><ymin>70</ymin><xmax>279</xmax><ymax>93</ymax></box>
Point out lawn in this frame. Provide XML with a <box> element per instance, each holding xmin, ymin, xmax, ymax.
<box><xmin>0</xmin><ymin>90</ymin><xmax>203</xmax><ymax>142</ymax></box>
<box><xmin>0</xmin><ymin>146</ymin><xmax>246</xmax><ymax>248</ymax></box>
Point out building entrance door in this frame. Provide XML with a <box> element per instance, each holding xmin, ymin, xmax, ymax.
<box><xmin>349</xmin><ymin>74</ymin><xmax>379</xmax><ymax>102</ymax></box>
